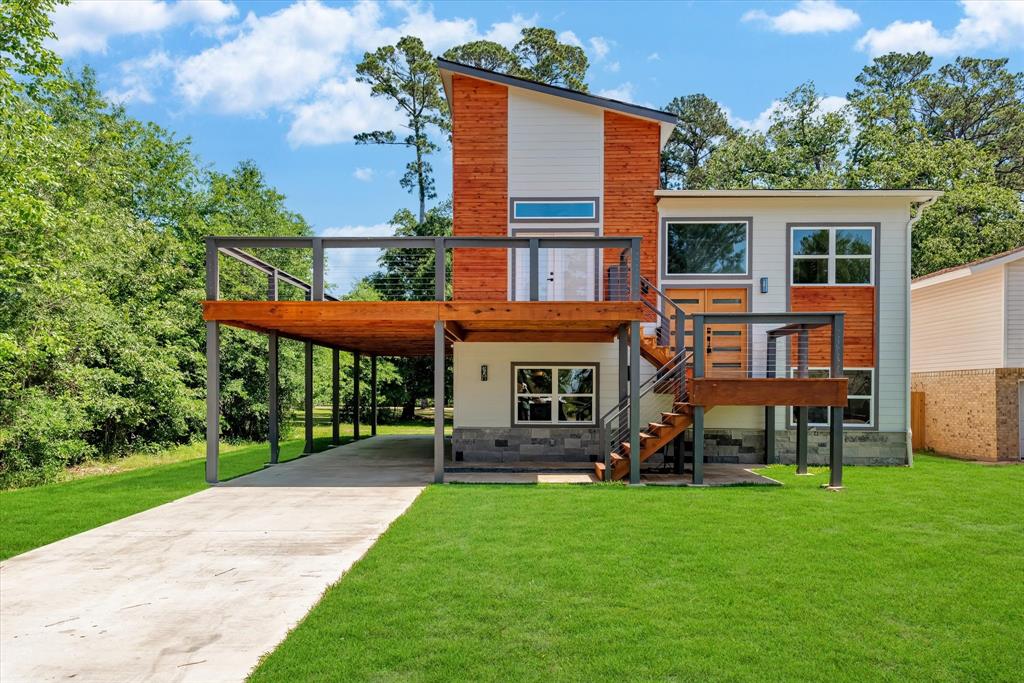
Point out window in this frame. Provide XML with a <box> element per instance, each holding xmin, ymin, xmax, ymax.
<box><xmin>514</xmin><ymin>365</ymin><xmax>596</xmax><ymax>425</ymax></box>
<box><xmin>789</xmin><ymin>368</ymin><xmax>874</xmax><ymax>427</ymax></box>
<box><xmin>665</xmin><ymin>221</ymin><xmax>749</xmax><ymax>276</ymax></box>
<box><xmin>791</xmin><ymin>226</ymin><xmax>873</xmax><ymax>285</ymax></box>
<box><xmin>511</xmin><ymin>199</ymin><xmax>598</xmax><ymax>222</ymax></box>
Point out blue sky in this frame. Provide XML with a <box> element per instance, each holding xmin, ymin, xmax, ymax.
<box><xmin>50</xmin><ymin>1</ymin><xmax>1023</xmax><ymax>288</ymax></box>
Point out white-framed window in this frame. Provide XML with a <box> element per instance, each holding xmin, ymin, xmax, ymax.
<box><xmin>665</xmin><ymin>220</ymin><xmax>749</xmax><ymax>276</ymax></box>
<box><xmin>789</xmin><ymin>367</ymin><xmax>874</xmax><ymax>428</ymax></box>
<box><xmin>514</xmin><ymin>364</ymin><xmax>596</xmax><ymax>425</ymax></box>
<box><xmin>791</xmin><ymin>226</ymin><xmax>874</xmax><ymax>285</ymax></box>
<box><xmin>511</xmin><ymin>198</ymin><xmax>598</xmax><ymax>222</ymax></box>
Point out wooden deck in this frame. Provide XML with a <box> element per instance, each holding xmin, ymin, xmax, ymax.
<box><xmin>202</xmin><ymin>300</ymin><xmax>645</xmax><ymax>355</ymax></box>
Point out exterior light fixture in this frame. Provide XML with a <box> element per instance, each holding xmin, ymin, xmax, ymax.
<box><xmin>760</xmin><ymin>277</ymin><xmax>769</xmax><ymax>294</ymax></box>
<box><xmin>480</xmin><ymin>365</ymin><xmax>488</xmax><ymax>381</ymax></box>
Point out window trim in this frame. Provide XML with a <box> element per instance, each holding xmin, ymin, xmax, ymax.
<box><xmin>660</xmin><ymin>216</ymin><xmax>753</xmax><ymax>281</ymax></box>
<box><xmin>788</xmin><ymin>367</ymin><xmax>875</xmax><ymax>428</ymax></box>
<box><xmin>511</xmin><ymin>363</ymin><xmax>599</xmax><ymax>426</ymax></box>
<box><xmin>790</xmin><ymin>225</ymin><xmax>875</xmax><ymax>287</ymax></box>
<box><xmin>509</xmin><ymin>197</ymin><xmax>600</xmax><ymax>223</ymax></box>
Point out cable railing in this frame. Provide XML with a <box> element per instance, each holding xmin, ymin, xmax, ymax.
<box><xmin>205</xmin><ymin>235</ymin><xmax>643</xmax><ymax>304</ymax></box>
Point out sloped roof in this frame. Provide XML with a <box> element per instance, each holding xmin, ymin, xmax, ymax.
<box><xmin>911</xmin><ymin>245</ymin><xmax>1024</xmax><ymax>288</ymax></box>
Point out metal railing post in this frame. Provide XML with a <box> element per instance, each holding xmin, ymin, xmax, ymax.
<box><xmin>312</xmin><ymin>237</ymin><xmax>324</xmax><ymax>301</ymax></box>
<box><xmin>630</xmin><ymin>238</ymin><xmax>641</xmax><ymax>300</ymax></box>
<box><xmin>435</xmin><ymin>237</ymin><xmax>446</xmax><ymax>302</ymax></box>
<box><xmin>765</xmin><ymin>334</ymin><xmax>777</xmax><ymax>464</ymax></box>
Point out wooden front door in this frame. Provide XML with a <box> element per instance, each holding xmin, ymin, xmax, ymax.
<box><xmin>666</xmin><ymin>287</ymin><xmax>749</xmax><ymax>377</ymax></box>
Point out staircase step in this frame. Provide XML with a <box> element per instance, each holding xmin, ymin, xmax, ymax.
<box><xmin>648</xmin><ymin>422</ymin><xmax>670</xmax><ymax>432</ymax></box>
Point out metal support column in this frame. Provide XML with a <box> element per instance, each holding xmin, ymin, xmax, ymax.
<box><xmin>829</xmin><ymin>313</ymin><xmax>845</xmax><ymax>488</ymax></box>
<box><xmin>353</xmin><ymin>351</ymin><xmax>361</xmax><ymax>440</ymax></box>
<box><xmin>765</xmin><ymin>335</ymin><xmax>777</xmax><ymax>464</ymax></box>
<box><xmin>433</xmin><ymin>320</ymin><xmax>445</xmax><ymax>483</ymax></box>
<box><xmin>331</xmin><ymin>348</ymin><xmax>340</xmax><ymax>445</ymax></box>
<box><xmin>304</xmin><ymin>341</ymin><xmax>313</xmax><ymax>454</ymax></box>
<box><xmin>269</xmin><ymin>332</ymin><xmax>279</xmax><ymax>464</ymax></box>
<box><xmin>629</xmin><ymin>320</ymin><xmax>641</xmax><ymax>485</ymax></box>
<box><xmin>205</xmin><ymin>322</ymin><xmax>219</xmax><ymax>484</ymax></box>
<box><xmin>205</xmin><ymin>237</ymin><xmax>219</xmax><ymax>485</ymax></box>
<box><xmin>796</xmin><ymin>328</ymin><xmax>809</xmax><ymax>474</ymax></box>
<box><xmin>673</xmin><ymin>433</ymin><xmax>684</xmax><ymax>475</ymax></box>
<box><xmin>370</xmin><ymin>355</ymin><xmax>378</xmax><ymax>437</ymax></box>
<box><xmin>692</xmin><ymin>313</ymin><xmax>705</xmax><ymax>485</ymax></box>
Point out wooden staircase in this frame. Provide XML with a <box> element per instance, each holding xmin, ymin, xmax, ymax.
<box><xmin>638</xmin><ymin>331</ymin><xmax>673</xmax><ymax>367</ymax></box>
<box><xmin>594</xmin><ymin>401</ymin><xmax>696</xmax><ymax>480</ymax></box>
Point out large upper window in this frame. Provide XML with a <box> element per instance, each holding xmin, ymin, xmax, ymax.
<box><xmin>791</xmin><ymin>226</ymin><xmax>874</xmax><ymax>285</ymax></box>
<box><xmin>665</xmin><ymin>221</ymin><xmax>749</xmax><ymax>276</ymax></box>
<box><xmin>789</xmin><ymin>368</ymin><xmax>874</xmax><ymax>427</ymax></box>
<box><xmin>514</xmin><ymin>365</ymin><xmax>596</xmax><ymax>425</ymax></box>
<box><xmin>511</xmin><ymin>199</ymin><xmax>598</xmax><ymax>222</ymax></box>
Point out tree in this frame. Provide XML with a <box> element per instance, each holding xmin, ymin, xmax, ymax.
<box><xmin>441</xmin><ymin>40</ymin><xmax>519</xmax><ymax>73</ymax></box>
<box><xmin>660</xmin><ymin>94</ymin><xmax>734</xmax><ymax>189</ymax></box>
<box><xmin>704</xmin><ymin>82</ymin><xmax>849</xmax><ymax>189</ymax></box>
<box><xmin>512</xmin><ymin>27</ymin><xmax>588</xmax><ymax>90</ymax></box>
<box><xmin>355</xmin><ymin>37</ymin><xmax>448</xmax><ymax>224</ymax></box>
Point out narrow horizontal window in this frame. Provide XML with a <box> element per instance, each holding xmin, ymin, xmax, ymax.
<box><xmin>512</xmin><ymin>199</ymin><xmax>597</xmax><ymax>221</ymax></box>
<box><xmin>665</xmin><ymin>221</ymin><xmax>749</xmax><ymax>276</ymax></box>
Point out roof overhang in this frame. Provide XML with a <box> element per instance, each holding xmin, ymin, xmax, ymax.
<box><xmin>438</xmin><ymin>58</ymin><xmax>678</xmax><ymax>149</ymax></box>
<box><xmin>911</xmin><ymin>246</ymin><xmax>1024</xmax><ymax>290</ymax></box>
<box><xmin>656</xmin><ymin>189</ymin><xmax>944</xmax><ymax>201</ymax></box>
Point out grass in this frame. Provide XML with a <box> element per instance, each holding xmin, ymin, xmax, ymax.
<box><xmin>250</xmin><ymin>456</ymin><xmax>1023</xmax><ymax>682</ymax></box>
<box><xmin>0</xmin><ymin>418</ymin><xmax>441</xmax><ymax>561</ymax></box>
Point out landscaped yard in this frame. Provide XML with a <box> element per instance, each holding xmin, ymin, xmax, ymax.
<box><xmin>0</xmin><ymin>418</ymin><xmax>441</xmax><ymax>561</ymax></box>
<box><xmin>251</xmin><ymin>456</ymin><xmax>1023</xmax><ymax>682</ymax></box>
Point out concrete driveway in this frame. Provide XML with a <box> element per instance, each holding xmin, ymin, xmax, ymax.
<box><xmin>0</xmin><ymin>435</ymin><xmax>432</xmax><ymax>683</ymax></box>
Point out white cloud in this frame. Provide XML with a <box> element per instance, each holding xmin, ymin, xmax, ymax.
<box><xmin>729</xmin><ymin>94</ymin><xmax>848</xmax><ymax>132</ymax></box>
<box><xmin>320</xmin><ymin>223</ymin><xmax>394</xmax><ymax>293</ymax></box>
<box><xmin>647</xmin><ymin>52</ymin><xmax>661</xmax><ymax>61</ymax></box>
<box><xmin>597</xmin><ymin>82</ymin><xmax>635</xmax><ymax>102</ymax></box>
<box><xmin>286</xmin><ymin>77</ymin><xmax>405</xmax><ymax>147</ymax></box>
<box><xmin>589</xmin><ymin>36</ymin><xmax>611</xmax><ymax>59</ymax></box>
<box><xmin>856</xmin><ymin>0</ymin><xmax>1024</xmax><ymax>56</ymax></box>
<box><xmin>50</xmin><ymin>0</ymin><xmax>236</xmax><ymax>55</ymax></box>
<box><xmin>558</xmin><ymin>30</ymin><xmax>583</xmax><ymax>48</ymax></box>
<box><xmin>353</xmin><ymin>167</ymin><xmax>375</xmax><ymax>182</ymax></box>
<box><xmin>606</xmin><ymin>61</ymin><xmax>621</xmax><ymax>73</ymax></box>
<box><xmin>106</xmin><ymin>50</ymin><xmax>174</xmax><ymax>104</ymax></box>
<box><xmin>742</xmin><ymin>1</ymin><xmax>859</xmax><ymax>34</ymax></box>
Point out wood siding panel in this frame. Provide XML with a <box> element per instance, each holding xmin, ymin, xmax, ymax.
<box><xmin>452</xmin><ymin>74</ymin><xmax>508</xmax><ymax>300</ymax></box>
<box><xmin>603</xmin><ymin>111</ymin><xmax>660</xmax><ymax>284</ymax></box>
<box><xmin>791</xmin><ymin>286</ymin><xmax>875</xmax><ymax>367</ymax></box>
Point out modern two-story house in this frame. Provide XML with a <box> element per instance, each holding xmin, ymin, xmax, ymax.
<box><xmin>202</xmin><ymin>59</ymin><xmax>941</xmax><ymax>486</ymax></box>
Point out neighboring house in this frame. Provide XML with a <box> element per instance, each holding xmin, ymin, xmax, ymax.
<box><xmin>202</xmin><ymin>60</ymin><xmax>942</xmax><ymax>486</ymax></box>
<box><xmin>910</xmin><ymin>247</ymin><xmax>1024</xmax><ymax>461</ymax></box>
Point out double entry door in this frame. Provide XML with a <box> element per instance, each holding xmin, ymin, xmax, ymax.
<box><xmin>665</xmin><ymin>287</ymin><xmax>749</xmax><ymax>377</ymax></box>
<box><xmin>513</xmin><ymin>233</ymin><xmax>597</xmax><ymax>301</ymax></box>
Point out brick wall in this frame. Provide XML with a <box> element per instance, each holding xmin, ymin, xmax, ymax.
<box><xmin>911</xmin><ymin>368</ymin><xmax>1022</xmax><ymax>461</ymax></box>
<box><xmin>451</xmin><ymin>74</ymin><xmax>508</xmax><ymax>300</ymax></box>
<box><xmin>603</xmin><ymin>111</ymin><xmax>661</xmax><ymax>285</ymax></box>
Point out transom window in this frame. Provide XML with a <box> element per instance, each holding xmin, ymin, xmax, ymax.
<box><xmin>791</xmin><ymin>226</ymin><xmax>874</xmax><ymax>285</ymax></box>
<box><xmin>789</xmin><ymin>368</ymin><xmax>874</xmax><ymax>427</ymax></box>
<box><xmin>665</xmin><ymin>220</ymin><xmax>749</xmax><ymax>276</ymax></box>
<box><xmin>511</xmin><ymin>199</ymin><xmax>598</xmax><ymax>222</ymax></box>
<box><xmin>514</xmin><ymin>365</ymin><xmax>596</xmax><ymax>425</ymax></box>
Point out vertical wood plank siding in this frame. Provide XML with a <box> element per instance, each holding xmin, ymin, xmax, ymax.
<box><xmin>791</xmin><ymin>286</ymin><xmax>875</xmax><ymax>367</ymax></box>
<box><xmin>603</xmin><ymin>111</ymin><xmax>661</xmax><ymax>285</ymax></box>
<box><xmin>452</xmin><ymin>74</ymin><xmax>508</xmax><ymax>300</ymax></box>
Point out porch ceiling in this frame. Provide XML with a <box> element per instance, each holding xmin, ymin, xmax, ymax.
<box><xmin>202</xmin><ymin>300</ymin><xmax>645</xmax><ymax>356</ymax></box>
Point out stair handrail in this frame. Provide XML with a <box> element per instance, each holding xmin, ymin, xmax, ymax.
<box><xmin>639</xmin><ymin>276</ymin><xmax>685</xmax><ymax>352</ymax></box>
<box><xmin>598</xmin><ymin>348</ymin><xmax>692</xmax><ymax>481</ymax></box>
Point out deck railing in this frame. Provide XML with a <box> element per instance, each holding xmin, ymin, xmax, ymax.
<box><xmin>204</xmin><ymin>235</ymin><xmax>642</xmax><ymax>303</ymax></box>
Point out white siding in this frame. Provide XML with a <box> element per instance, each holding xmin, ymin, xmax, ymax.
<box><xmin>453</xmin><ymin>342</ymin><xmax>655</xmax><ymax>429</ymax></box>
<box><xmin>911</xmin><ymin>266</ymin><xmax>1005</xmax><ymax>372</ymax></box>
<box><xmin>1005</xmin><ymin>260</ymin><xmax>1024</xmax><ymax>366</ymax></box>
<box><xmin>657</xmin><ymin>197</ymin><xmax>913</xmax><ymax>433</ymax></box>
<box><xmin>507</xmin><ymin>88</ymin><xmax>603</xmax><ymax>202</ymax></box>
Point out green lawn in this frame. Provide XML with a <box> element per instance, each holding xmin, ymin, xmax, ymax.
<box><xmin>251</xmin><ymin>456</ymin><xmax>1023</xmax><ymax>682</ymax></box>
<box><xmin>0</xmin><ymin>419</ymin><xmax>439</xmax><ymax>561</ymax></box>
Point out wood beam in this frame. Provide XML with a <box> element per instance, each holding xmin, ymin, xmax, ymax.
<box><xmin>689</xmin><ymin>378</ymin><xmax>848</xmax><ymax>407</ymax></box>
